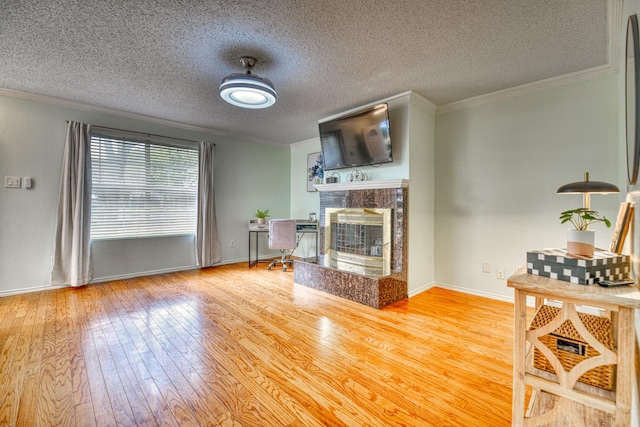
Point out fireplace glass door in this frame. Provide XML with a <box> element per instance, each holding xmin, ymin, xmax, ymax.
<box><xmin>324</xmin><ymin>208</ymin><xmax>391</xmax><ymax>275</ymax></box>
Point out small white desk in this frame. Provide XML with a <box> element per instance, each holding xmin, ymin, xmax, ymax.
<box><xmin>248</xmin><ymin>219</ymin><xmax>319</xmax><ymax>268</ymax></box>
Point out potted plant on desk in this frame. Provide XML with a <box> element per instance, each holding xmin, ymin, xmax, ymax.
<box><xmin>559</xmin><ymin>208</ymin><xmax>611</xmax><ymax>257</ymax></box>
<box><xmin>255</xmin><ymin>209</ymin><xmax>270</xmax><ymax>225</ymax></box>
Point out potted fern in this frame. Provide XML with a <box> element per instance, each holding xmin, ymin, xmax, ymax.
<box><xmin>255</xmin><ymin>209</ymin><xmax>270</xmax><ymax>225</ymax></box>
<box><xmin>559</xmin><ymin>208</ymin><xmax>611</xmax><ymax>257</ymax></box>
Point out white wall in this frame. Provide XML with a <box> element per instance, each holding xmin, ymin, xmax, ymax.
<box><xmin>407</xmin><ymin>96</ymin><xmax>436</xmax><ymax>295</ymax></box>
<box><xmin>290</xmin><ymin>138</ymin><xmax>322</xmax><ymax>258</ymax></box>
<box><xmin>435</xmin><ymin>75</ymin><xmax>621</xmax><ymax>300</ymax></box>
<box><xmin>0</xmin><ymin>94</ymin><xmax>290</xmax><ymax>294</ymax></box>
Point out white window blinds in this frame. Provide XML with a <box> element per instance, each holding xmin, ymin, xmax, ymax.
<box><xmin>90</xmin><ymin>134</ymin><xmax>198</xmax><ymax>240</ymax></box>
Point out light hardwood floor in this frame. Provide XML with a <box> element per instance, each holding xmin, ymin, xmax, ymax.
<box><xmin>0</xmin><ymin>263</ymin><xmax>520</xmax><ymax>426</ymax></box>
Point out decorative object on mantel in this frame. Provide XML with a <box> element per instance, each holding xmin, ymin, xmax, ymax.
<box><xmin>307</xmin><ymin>152</ymin><xmax>324</xmax><ymax>192</ymax></box>
<box><xmin>325</xmin><ymin>171</ymin><xmax>340</xmax><ymax>184</ymax></box>
<box><xmin>315</xmin><ymin>178</ymin><xmax>409</xmax><ymax>192</ymax></box>
<box><xmin>557</xmin><ymin>172</ymin><xmax>619</xmax><ymax>257</ymax></box>
<box><xmin>526</xmin><ymin>248</ymin><xmax>630</xmax><ymax>285</ymax></box>
<box><xmin>347</xmin><ymin>169</ymin><xmax>368</xmax><ymax>182</ymax></box>
<box><xmin>255</xmin><ymin>209</ymin><xmax>270</xmax><ymax>225</ymax></box>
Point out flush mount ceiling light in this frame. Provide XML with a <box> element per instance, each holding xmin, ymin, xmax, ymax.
<box><xmin>219</xmin><ymin>56</ymin><xmax>277</xmax><ymax>109</ymax></box>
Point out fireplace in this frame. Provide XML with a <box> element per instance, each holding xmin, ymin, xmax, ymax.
<box><xmin>324</xmin><ymin>208</ymin><xmax>391</xmax><ymax>276</ymax></box>
<box><xmin>293</xmin><ymin>180</ymin><xmax>408</xmax><ymax>308</ymax></box>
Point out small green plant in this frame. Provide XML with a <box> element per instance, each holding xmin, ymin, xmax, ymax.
<box><xmin>255</xmin><ymin>209</ymin><xmax>270</xmax><ymax>219</ymax></box>
<box><xmin>559</xmin><ymin>208</ymin><xmax>611</xmax><ymax>230</ymax></box>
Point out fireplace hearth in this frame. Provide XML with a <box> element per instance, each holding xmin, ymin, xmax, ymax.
<box><xmin>293</xmin><ymin>180</ymin><xmax>408</xmax><ymax>308</ymax></box>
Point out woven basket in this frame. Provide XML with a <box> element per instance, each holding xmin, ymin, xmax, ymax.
<box><xmin>529</xmin><ymin>305</ymin><xmax>615</xmax><ymax>391</ymax></box>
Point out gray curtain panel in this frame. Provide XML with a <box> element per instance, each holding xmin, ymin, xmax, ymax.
<box><xmin>196</xmin><ymin>141</ymin><xmax>221</xmax><ymax>267</ymax></box>
<box><xmin>51</xmin><ymin>121</ymin><xmax>93</xmax><ymax>286</ymax></box>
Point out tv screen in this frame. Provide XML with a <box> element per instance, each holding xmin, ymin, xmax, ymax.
<box><xmin>319</xmin><ymin>103</ymin><xmax>392</xmax><ymax>170</ymax></box>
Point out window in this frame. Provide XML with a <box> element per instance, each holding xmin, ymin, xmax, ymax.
<box><xmin>90</xmin><ymin>134</ymin><xmax>198</xmax><ymax>239</ymax></box>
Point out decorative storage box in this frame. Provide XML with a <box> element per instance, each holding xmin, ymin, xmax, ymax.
<box><xmin>526</xmin><ymin>248</ymin><xmax>630</xmax><ymax>285</ymax></box>
<box><xmin>529</xmin><ymin>305</ymin><xmax>615</xmax><ymax>391</ymax></box>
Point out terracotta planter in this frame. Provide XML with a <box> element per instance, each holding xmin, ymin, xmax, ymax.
<box><xmin>566</xmin><ymin>229</ymin><xmax>595</xmax><ymax>257</ymax></box>
<box><xmin>257</xmin><ymin>217</ymin><xmax>266</xmax><ymax>225</ymax></box>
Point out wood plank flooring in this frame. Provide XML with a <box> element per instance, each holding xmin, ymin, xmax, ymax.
<box><xmin>0</xmin><ymin>263</ymin><xmax>521</xmax><ymax>426</ymax></box>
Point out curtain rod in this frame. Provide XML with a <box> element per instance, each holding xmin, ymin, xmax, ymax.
<box><xmin>66</xmin><ymin>121</ymin><xmax>214</xmax><ymax>145</ymax></box>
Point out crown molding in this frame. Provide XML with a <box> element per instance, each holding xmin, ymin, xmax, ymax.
<box><xmin>0</xmin><ymin>87</ymin><xmax>286</xmax><ymax>146</ymax></box>
<box><xmin>438</xmin><ymin>0</ymin><xmax>622</xmax><ymax>115</ymax></box>
<box><xmin>384</xmin><ymin>90</ymin><xmax>437</xmax><ymax>115</ymax></box>
<box><xmin>408</xmin><ymin>91</ymin><xmax>437</xmax><ymax>115</ymax></box>
<box><xmin>320</xmin><ymin>92</ymin><xmax>410</xmax><ymax>123</ymax></box>
<box><xmin>436</xmin><ymin>63</ymin><xmax>617</xmax><ymax>115</ymax></box>
<box><xmin>290</xmin><ymin>136</ymin><xmax>319</xmax><ymax>148</ymax></box>
<box><xmin>319</xmin><ymin>90</ymin><xmax>436</xmax><ymax>124</ymax></box>
<box><xmin>607</xmin><ymin>0</ymin><xmax>623</xmax><ymax>74</ymax></box>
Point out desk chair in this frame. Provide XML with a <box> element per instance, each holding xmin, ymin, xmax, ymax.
<box><xmin>268</xmin><ymin>219</ymin><xmax>297</xmax><ymax>271</ymax></box>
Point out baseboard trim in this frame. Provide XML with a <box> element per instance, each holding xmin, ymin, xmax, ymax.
<box><xmin>408</xmin><ymin>282</ymin><xmax>437</xmax><ymax>298</ymax></box>
<box><xmin>1</xmin><ymin>259</ymin><xmax>252</xmax><ymax>297</ymax></box>
<box><xmin>409</xmin><ymin>281</ymin><xmax>515</xmax><ymax>304</ymax></box>
<box><xmin>92</xmin><ymin>256</ymin><xmax>279</xmax><ymax>282</ymax></box>
<box><xmin>90</xmin><ymin>265</ymin><xmax>199</xmax><ymax>284</ymax></box>
<box><xmin>3</xmin><ymin>268</ymin><xmax>532</xmax><ymax>308</ymax></box>
<box><xmin>0</xmin><ymin>284</ymin><xmax>68</xmax><ymax>298</ymax></box>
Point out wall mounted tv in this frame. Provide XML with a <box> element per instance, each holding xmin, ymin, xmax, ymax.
<box><xmin>318</xmin><ymin>103</ymin><xmax>392</xmax><ymax>170</ymax></box>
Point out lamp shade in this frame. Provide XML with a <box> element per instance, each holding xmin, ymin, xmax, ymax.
<box><xmin>557</xmin><ymin>172</ymin><xmax>619</xmax><ymax>211</ymax></box>
<box><xmin>556</xmin><ymin>173</ymin><xmax>620</xmax><ymax>195</ymax></box>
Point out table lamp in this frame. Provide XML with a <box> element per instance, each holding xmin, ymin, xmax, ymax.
<box><xmin>557</xmin><ymin>172</ymin><xmax>619</xmax><ymax>211</ymax></box>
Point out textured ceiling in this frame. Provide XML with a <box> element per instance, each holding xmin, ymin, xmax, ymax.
<box><xmin>1</xmin><ymin>0</ymin><xmax>609</xmax><ymax>144</ymax></box>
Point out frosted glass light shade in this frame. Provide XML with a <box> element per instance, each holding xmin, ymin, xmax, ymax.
<box><xmin>219</xmin><ymin>74</ymin><xmax>277</xmax><ymax>109</ymax></box>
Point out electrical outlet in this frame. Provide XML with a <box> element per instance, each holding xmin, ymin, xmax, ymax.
<box><xmin>497</xmin><ymin>269</ymin><xmax>505</xmax><ymax>280</ymax></box>
<box><xmin>230</xmin><ymin>240</ymin><xmax>236</xmax><ymax>248</ymax></box>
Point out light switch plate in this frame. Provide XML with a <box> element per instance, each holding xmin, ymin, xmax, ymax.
<box><xmin>4</xmin><ymin>176</ymin><xmax>21</xmax><ymax>188</ymax></box>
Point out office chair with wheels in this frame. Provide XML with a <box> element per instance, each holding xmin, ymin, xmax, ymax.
<box><xmin>267</xmin><ymin>219</ymin><xmax>297</xmax><ymax>271</ymax></box>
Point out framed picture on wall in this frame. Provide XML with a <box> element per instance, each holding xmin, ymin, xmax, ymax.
<box><xmin>307</xmin><ymin>152</ymin><xmax>324</xmax><ymax>192</ymax></box>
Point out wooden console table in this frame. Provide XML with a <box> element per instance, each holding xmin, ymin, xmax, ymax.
<box><xmin>508</xmin><ymin>268</ymin><xmax>640</xmax><ymax>426</ymax></box>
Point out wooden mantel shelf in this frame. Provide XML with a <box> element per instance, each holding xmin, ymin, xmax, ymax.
<box><xmin>315</xmin><ymin>179</ymin><xmax>409</xmax><ymax>192</ymax></box>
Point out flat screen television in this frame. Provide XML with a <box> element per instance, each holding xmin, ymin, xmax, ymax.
<box><xmin>318</xmin><ymin>103</ymin><xmax>392</xmax><ymax>170</ymax></box>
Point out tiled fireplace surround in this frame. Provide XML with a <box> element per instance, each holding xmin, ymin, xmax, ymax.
<box><xmin>293</xmin><ymin>180</ymin><xmax>408</xmax><ymax>308</ymax></box>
